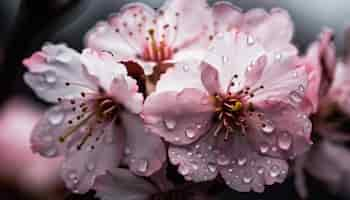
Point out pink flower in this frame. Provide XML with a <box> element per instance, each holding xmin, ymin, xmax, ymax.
<box><xmin>299</xmin><ymin>29</ymin><xmax>336</xmax><ymax>114</ymax></box>
<box><xmin>212</xmin><ymin>2</ymin><xmax>297</xmax><ymax>59</ymax></box>
<box><xmin>0</xmin><ymin>97</ymin><xmax>61</xmax><ymax>193</ymax></box>
<box><xmin>143</xmin><ymin>31</ymin><xmax>312</xmax><ymax>192</ymax></box>
<box><xmin>23</xmin><ymin>44</ymin><xmax>166</xmax><ymax>193</ymax></box>
<box><xmin>85</xmin><ymin>0</ymin><xmax>213</xmax><ymax>75</ymax></box>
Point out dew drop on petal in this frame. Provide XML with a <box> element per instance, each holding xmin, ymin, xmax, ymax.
<box><xmin>48</xmin><ymin>110</ymin><xmax>64</xmax><ymax>125</ymax></box>
<box><xmin>185</xmin><ymin>128</ymin><xmax>195</xmax><ymax>138</ymax></box>
<box><xmin>44</xmin><ymin>147</ymin><xmax>58</xmax><ymax>157</ymax></box>
<box><xmin>137</xmin><ymin>159</ymin><xmax>148</xmax><ymax>173</ymax></box>
<box><xmin>164</xmin><ymin>119</ymin><xmax>176</xmax><ymax>130</ymax></box>
<box><xmin>243</xmin><ymin>175</ymin><xmax>253</xmax><ymax>184</ymax></box>
<box><xmin>262</xmin><ymin>121</ymin><xmax>274</xmax><ymax>134</ymax></box>
<box><xmin>124</xmin><ymin>147</ymin><xmax>132</xmax><ymax>155</ymax></box>
<box><xmin>298</xmin><ymin>84</ymin><xmax>305</xmax><ymax>93</ymax></box>
<box><xmin>195</xmin><ymin>144</ymin><xmax>201</xmax><ymax>149</ymax></box>
<box><xmin>278</xmin><ymin>132</ymin><xmax>292</xmax><ymax>150</ymax></box>
<box><xmin>238</xmin><ymin>157</ymin><xmax>247</xmax><ymax>166</ymax></box>
<box><xmin>45</xmin><ymin>71</ymin><xmax>57</xmax><ymax>84</ymax></box>
<box><xmin>222</xmin><ymin>55</ymin><xmax>229</xmax><ymax>64</ymax></box>
<box><xmin>260</xmin><ymin>144</ymin><xmax>269</xmax><ymax>154</ymax></box>
<box><xmin>246</xmin><ymin>35</ymin><xmax>255</xmax><ymax>46</ymax></box>
<box><xmin>182</xmin><ymin>65</ymin><xmax>190</xmax><ymax>72</ymax></box>
<box><xmin>86</xmin><ymin>163</ymin><xmax>95</xmax><ymax>171</ymax></box>
<box><xmin>270</xmin><ymin>165</ymin><xmax>280</xmax><ymax>177</ymax></box>
<box><xmin>289</xmin><ymin>91</ymin><xmax>303</xmax><ymax>104</ymax></box>
<box><xmin>257</xmin><ymin>167</ymin><xmax>265</xmax><ymax>175</ymax></box>
<box><xmin>274</xmin><ymin>52</ymin><xmax>282</xmax><ymax>62</ymax></box>
<box><xmin>208</xmin><ymin>164</ymin><xmax>217</xmax><ymax>173</ymax></box>
<box><xmin>179</xmin><ymin>165</ymin><xmax>189</xmax><ymax>175</ymax></box>
<box><xmin>217</xmin><ymin>154</ymin><xmax>230</xmax><ymax>166</ymax></box>
<box><xmin>192</xmin><ymin>164</ymin><xmax>199</xmax><ymax>170</ymax></box>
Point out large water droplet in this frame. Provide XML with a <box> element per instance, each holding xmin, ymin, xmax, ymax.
<box><xmin>48</xmin><ymin>110</ymin><xmax>64</xmax><ymax>125</ymax></box>
<box><xmin>260</xmin><ymin>144</ymin><xmax>269</xmax><ymax>154</ymax></box>
<box><xmin>246</xmin><ymin>35</ymin><xmax>255</xmax><ymax>46</ymax></box>
<box><xmin>262</xmin><ymin>121</ymin><xmax>274</xmax><ymax>134</ymax></box>
<box><xmin>137</xmin><ymin>160</ymin><xmax>148</xmax><ymax>173</ymax></box>
<box><xmin>278</xmin><ymin>132</ymin><xmax>292</xmax><ymax>150</ymax></box>
<box><xmin>289</xmin><ymin>91</ymin><xmax>302</xmax><ymax>104</ymax></box>
<box><xmin>208</xmin><ymin>164</ymin><xmax>217</xmax><ymax>173</ymax></box>
<box><xmin>185</xmin><ymin>128</ymin><xmax>195</xmax><ymax>138</ymax></box>
<box><xmin>238</xmin><ymin>157</ymin><xmax>247</xmax><ymax>166</ymax></box>
<box><xmin>44</xmin><ymin>147</ymin><xmax>58</xmax><ymax>157</ymax></box>
<box><xmin>164</xmin><ymin>119</ymin><xmax>176</xmax><ymax>130</ymax></box>
<box><xmin>45</xmin><ymin>71</ymin><xmax>57</xmax><ymax>84</ymax></box>
<box><xmin>270</xmin><ymin>165</ymin><xmax>280</xmax><ymax>178</ymax></box>
<box><xmin>217</xmin><ymin>154</ymin><xmax>230</xmax><ymax>166</ymax></box>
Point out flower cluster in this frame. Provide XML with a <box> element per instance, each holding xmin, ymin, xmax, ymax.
<box><xmin>22</xmin><ymin>0</ymin><xmax>350</xmax><ymax>199</ymax></box>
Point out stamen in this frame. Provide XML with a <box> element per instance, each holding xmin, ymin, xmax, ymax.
<box><xmin>77</xmin><ymin>128</ymin><xmax>93</xmax><ymax>150</ymax></box>
<box><xmin>59</xmin><ymin>112</ymin><xmax>95</xmax><ymax>143</ymax></box>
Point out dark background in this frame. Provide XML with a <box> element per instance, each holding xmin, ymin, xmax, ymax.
<box><xmin>0</xmin><ymin>0</ymin><xmax>349</xmax><ymax>199</ymax></box>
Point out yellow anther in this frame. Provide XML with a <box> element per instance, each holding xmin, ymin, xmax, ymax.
<box><xmin>231</xmin><ymin>101</ymin><xmax>242</xmax><ymax>112</ymax></box>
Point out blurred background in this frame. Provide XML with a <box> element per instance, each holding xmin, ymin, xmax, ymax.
<box><xmin>1</xmin><ymin>0</ymin><xmax>350</xmax><ymax>199</ymax></box>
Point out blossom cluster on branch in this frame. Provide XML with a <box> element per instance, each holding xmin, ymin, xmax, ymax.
<box><xmin>21</xmin><ymin>0</ymin><xmax>350</xmax><ymax>199</ymax></box>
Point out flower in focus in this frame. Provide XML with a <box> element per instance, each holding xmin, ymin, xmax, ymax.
<box><xmin>0</xmin><ymin>97</ymin><xmax>61</xmax><ymax>194</ymax></box>
<box><xmin>143</xmin><ymin>30</ymin><xmax>312</xmax><ymax>192</ymax></box>
<box><xmin>23</xmin><ymin>44</ymin><xmax>166</xmax><ymax>193</ymax></box>
<box><xmin>85</xmin><ymin>0</ymin><xmax>213</xmax><ymax>76</ymax></box>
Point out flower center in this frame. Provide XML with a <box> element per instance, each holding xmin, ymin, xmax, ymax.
<box><xmin>58</xmin><ymin>93</ymin><xmax>120</xmax><ymax>150</ymax></box>
<box><xmin>142</xmin><ymin>29</ymin><xmax>173</xmax><ymax>62</ymax></box>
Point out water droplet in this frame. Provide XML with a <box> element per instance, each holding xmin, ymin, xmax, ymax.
<box><xmin>257</xmin><ymin>167</ymin><xmax>265</xmax><ymax>175</ymax></box>
<box><xmin>238</xmin><ymin>157</ymin><xmax>247</xmax><ymax>166</ymax></box>
<box><xmin>270</xmin><ymin>165</ymin><xmax>280</xmax><ymax>177</ymax></box>
<box><xmin>69</xmin><ymin>171</ymin><xmax>77</xmax><ymax>180</ymax></box>
<box><xmin>289</xmin><ymin>91</ymin><xmax>302</xmax><ymax>104</ymax></box>
<box><xmin>278</xmin><ymin>132</ymin><xmax>292</xmax><ymax>150</ymax></box>
<box><xmin>222</xmin><ymin>55</ymin><xmax>229</xmax><ymax>64</ymax></box>
<box><xmin>56</xmin><ymin>52</ymin><xmax>72</xmax><ymax>63</ymax></box>
<box><xmin>45</xmin><ymin>71</ymin><xmax>57</xmax><ymax>84</ymax></box>
<box><xmin>243</xmin><ymin>176</ymin><xmax>253</xmax><ymax>184</ymax></box>
<box><xmin>174</xmin><ymin>137</ymin><xmax>180</xmax><ymax>142</ymax></box>
<box><xmin>192</xmin><ymin>164</ymin><xmax>199</xmax><ymax>170</ymax></box>
<box><xmin>164</xmin><ymin>119</ymin><xmax>176</xmax><ymax>130</ymax></box>
<box><xmin>196</xmin><ymin>123</ymin><xmax>202</xmax><ymax>129</ymax></box>
<box><xmin>196</xmin><ymin>153</ymin><xmax>203</xmax><ymax>158</ymax></box>
<box><xmin>208</xmin><ymin>164</ymin><xmax>217</xmax><ymax>173</ymax></box>
<box><xmin>303</xmin><ymin>120</ymin><xmax>312</xmax><ymax>134</ymax></box>
<box><xmin>86</xmin><ymin>163</ymin><xmax>95</xmax><ymax>171</ymax></box>
<box><xmin>208</xmin><ymin>145</ymin><xmax>213</xmax><ymax>151</ymax></box>
<box><xmin>228</xmin><ymin>168</ymin><xmax>233</xmax><ymax>173</ymax></box>
<box><xmin>262</xmin><ymin>121</ymin><xmax>274</xmax><ymax>134</ymax></box>
<box><xmin>124</xmin><ymin>147</ymin><xmax>132</xmax><ymax>155</ymax></box>
<box><xmin>185</xmin><ymin>128</ymin><xmax>195</xmax><ymax>138</ymax></box>
<box><xmin>48</xmin><ymin>110</ymin><xmax>64</xmax><ymax>125</ymax></box>
<box><xmin>182</xmin><ymin>65</ymin><xmax>190</xmax><ymax>72</ymax></box>
<box><xmin>195</xmin><ymin>144</ymin><xmax>201</xmax><ymax>149</ymax></box>
<box><xmin>137</xmin><ymin>160</ymin><xmax>148</xmax><ymax>173</ymax></box>
<box><xmin>260</xmin><ymin>144</ymin><xmax>269</xmax><ymax>154</ymax></box>
<box><xmin>179</xmin><ymin>165</ymin><xmax>189</xmax><ymax>175</ymax></box>
<box><xmin>217</xmin><ymin>154</ymin><xmax>230</xmax><ymax>166</ymax></box>
<box><xmin>274</xmin><ymin>52</ymin><xmax>282</xmax><ymax>61</ymax></box>
<box><xmin>187</xmin><ymin>152</ymin><xmax>193</xmax><ymax>156</ymax></box>
<box><xmin>44</xmin><ymin>148</ymin><xmax>58</xmax><ymax>157</ymax></box>
<box><xmin>298</xmin><ymin>84</ymin><xmax>305</xmax><ymax>93</ymax></box>
<box><xmin>246</xmin><ymin>35</ymin><xmax>255</xmax><ymax>46</ymax></box>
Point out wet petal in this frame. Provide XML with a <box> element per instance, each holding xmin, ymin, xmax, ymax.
<box><xmin>155</xmin><ymin>60</ymin><xmax>204</xmax><ymax>93</ymax></box>
<box><xmin>94</xmin><ymin>168</ymin><xmax>157</xmax><ymax>200</ymax></box>
<box><xmin>86</xmin><ymin>3</ymin><xmax>156</xmax><ymax>59</ymax></box>
<box><xmin>200</xmin><ymin>62</ymin><xmax>221</xmax><ymax>95</ymax></box>
<box><xmin>143</xmin><ymin>88</ymin><xmax>214</xmax><ymax>145</ymax></box>
<box><xmin>204</xmin><ymin>31</ymin><xmax>265</xmax><ymax>92</ymax></box>
<box><xmin>23</xmin><ymin>44</ymin><xmax>98</xmax><ymax>103</ymax></box>
<box><xmin>61</xmin><ymin>120</ymin><xmax>124</xmax><ymax>193</ymax></box>
<box><xmin>121</xmin><ymin>112</ymin><xmax>166</xmax><ymax>176</ymax></box>
<box><xmin>81</xmin><ymin>49</ymin><xmax>128</xmax><ymax>90</ymax></box>
<box><xmin>110</xmin><ymin>75</ymin><xmax>143</xmax><ymax>114</ymax></box>
<box><xmin>212</xmin><ymin>1</ymin><xmax>242</xmax><ymax>33</ymax></box>
<box><xmin>246</xmin><ymin>100</ymin><xmax>312</xmax><ymax>159</ymax></box>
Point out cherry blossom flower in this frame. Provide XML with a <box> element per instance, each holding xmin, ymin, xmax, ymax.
<box><xmin>299</xmin><ymin>29</ymin><xmax>336</xmax><ymax>114</ymax></box>
<box><xmin>143</xmin><ymin>31</ymin><xmax>312</xmax><ymax>192</ymax></box>
<box><xmin>0</xmin><ymin>97</ymin><xmax>61</xmax><ymax>194</ymax></box>
<box><xmin>85</xmin><ymin>0</ymin><xmax>213</xmax><ymax>76</ymax></box>
<box><xmin>23</xmin><ymin>43</ymin><xmax>166</xmax><ymax>193</ymax></box>
<box><xmin>212</xmin><ymin>2</ymin><xmax>297</xmax><ymax>60</ymax></box>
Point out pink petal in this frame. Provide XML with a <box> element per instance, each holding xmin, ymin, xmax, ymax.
<box><xmin>86</xmin><ymin>3</ymin><xmax>156</xmax><ymax>58</ymax></box>
<box><xmin>200</xmin><ymin>62</ymin><xmax>221</xmax><ymax>95</ymax></box>
<box><xmin>110</xmin><ymin>75</ymin><xmax>144</xmax><ymax>114</ymax></box>
<box><xmin>241</xmin><ymin>8</ymin><xmax>296</xmax><ymax>56</ymax></box>
<box><xmin>159</xmin><ymin>0</ymin><xmax>213</xmax><ymax>53</ymax></box>
<box><xmin>121</xmin><ymin>112</ymin><xmax>166</xmax><ymax>177</ymax></box>
<box><xmin>204</xmin><ymin>31</ymin><xmax>265</xmax><ymax>92</ymax></box>
<box><xmin>249</xmin><ymin>57</ymin><xmax>308</xmax><ymax>106</ymax></box>
<box><xmin>246</xmin><ymin>100</ymin><xmax>312</xmax><ymax>160</ymax></box>
<box><xmin>155</xmin><ymin>61</ymin><xmax>204</xmax><ymax>93</ymax></box>
<box><xmin>143</xmin><ymin>88</ymin><xmax>214</xmax><ymax>145</ymax></box>
<box><xmin>168</xmin><ymin>132</ymin><xmax>288</xmax><ymax>192</ymax></box>
<box><xmin>61</xmin><ymin>120</ymin><xmax>124</xmax><ymax>193</ymax></box>
<box><xmin>81</xmin><ymin>48</ymin><xmax>128</xmax><ymax>90</ymax></box>
<box><xmin>23</xmin><ymin>44</ymin><xmax>98</xmax><ymax>103</ymax></box>
<box><xmin>94</xmin><ymin>168</ymin><xmax>157</xmax><ymax>200</ymax></box>
<box><xmin>212</xmin><ymin>1</ymin><xmax>243</xmax><ymax>33</ymax></box>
